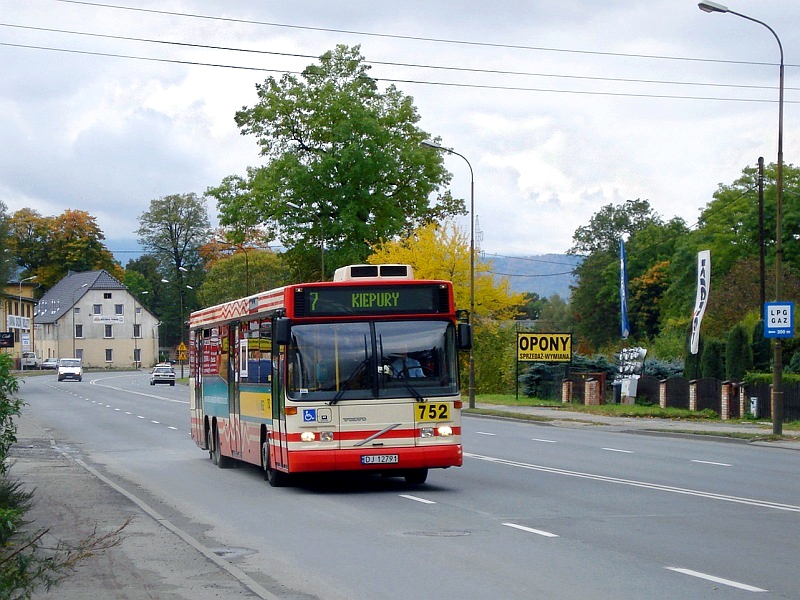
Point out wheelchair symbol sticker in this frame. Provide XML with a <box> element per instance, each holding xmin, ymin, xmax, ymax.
<box><xmin>302</xmin><ymin>409</ymin><xmax>317</xmax><ymax>423</ymax></box>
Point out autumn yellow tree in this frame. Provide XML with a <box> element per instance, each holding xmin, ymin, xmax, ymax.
<box><xmin>8</xmin><ymin>208</ymin><xmax>122</xmax><ymax>289</ymax></box>
<box><xmin>369</xmin><ymin>220</ymin><xmax>522</xmax><ymax>321</ymax></box>
<box><xmin>369</xmin><ymin>221</ymin><xmax>524</xmax><ymax>393</ymax></box>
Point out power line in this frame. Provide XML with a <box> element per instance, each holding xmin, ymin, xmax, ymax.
<box><xmin>3</xmin><ymin>23</ymin><xmax>796</xmax><ymax>94</ymax></box>
<box><xmin>2</xmin><ymin>40</ymin><xmax>797</xmax><ymax>104</ymax></box>
<box><xmin>51</xmin><ymin>0</ymin><xmax>799</xmax><ymax>69</ymax></box>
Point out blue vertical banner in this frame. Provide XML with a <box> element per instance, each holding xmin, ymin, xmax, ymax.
<box><xmin>620</xmin><ymin>238</ymin><xmax>630</xmax><ymax>339</ymax></box>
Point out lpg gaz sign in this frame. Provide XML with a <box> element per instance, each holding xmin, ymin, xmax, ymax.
<box><xmin>517</xmin><ymin>333</ymin><xmax>572</xmax><ymax>362</ymax></box>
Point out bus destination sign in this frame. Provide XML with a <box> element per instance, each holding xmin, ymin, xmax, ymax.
<box><xmin>295</xmin><ymin>284</ymin><xmax>447</xmax><ymax>317</ymax></box>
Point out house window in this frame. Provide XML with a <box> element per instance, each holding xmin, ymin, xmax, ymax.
<box><xmin>105</xmin><ymin>349</ymin><xmax>113</xmax><ymax>362</ymax></box>
<box><xmin>75</xmin><ymin>324</ymin><xmax>83</xmax><ymax>338</ymax></box>
<box><xmin>134</xmin><ymin>348</ymin><xmax>141</xmax><ymax>364</ymax></box>
<box><xmin>104</xmin><ymin>324</ymin><xmax>113</xmax><ymax>338</ymax></box>
<box><xmin>133</xmin><ymin>324</ymin><xmax>141</xmax><ymax>338</ymax></box>
<box><xmin>135</xmin><ymin>307</ymin><xmax>142</xmax><ymax>315</ymax></box>
<box><xmin>73</xmin><ymin>307</ymin><xmax>80</xmax><ymax>314</ymax></box>
<box><xmin>93</xmin><ymin>304</ymin><xmax>102</xmax><ymax>315</ymax></box>
<box><xmin>115</xmin><ymin>304</ymin><xmax>124</xmax><ymax>315</ymax></box>
<box><xmin>104</xmin><ymin>293</ymin><xmax>112</xmax><ymax>299</ymax></box>
<box><xmin>75</xmin><ymin>349</ymin><xmax>83</xmax><ymax>360</ymax></box>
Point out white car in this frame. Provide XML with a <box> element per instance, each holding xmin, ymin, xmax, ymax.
<box><xmin>57</xmin><ymin>358</ymin><xmax>83</xmax><ymax>382</ymax></box>
<box><xmin>150</xmin><ymin>365</ymin><xmax>176</xmax><ymax>386</ymax></box>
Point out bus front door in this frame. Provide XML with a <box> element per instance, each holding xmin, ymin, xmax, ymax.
<box><xmin>228</xmin><ymin>324</ymin><xmax>241</xmax><ymax>459</ymax></box>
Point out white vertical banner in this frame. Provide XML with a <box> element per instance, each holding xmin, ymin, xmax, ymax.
<box><xmin>620</xmin><ymin>238</ymin><xmax>630</xmax><ymax>340</ymax></box>
<box><xmin>689</xmin><ymin>250</ymin><xmax>711</xmax><ymax>355</ymax></box>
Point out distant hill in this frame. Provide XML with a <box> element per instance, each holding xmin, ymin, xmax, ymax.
<box><xmin>483</xmin><ymin>254</ymin><xmax>581</xmax><ymax>299</ymax></box>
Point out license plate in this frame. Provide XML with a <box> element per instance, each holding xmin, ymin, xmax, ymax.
<box><xmin>361</xmin><ymin>454</ymin><xmax>399</xmax><ymax>465</ymax></box>
<box><xmin>415</xmin><ymin>403</ymin><xmax>450</xmax><ymax>421</ymax></box>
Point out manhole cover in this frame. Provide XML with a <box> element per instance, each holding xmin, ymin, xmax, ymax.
<box><xmin>210</xmin><ymin>547</ymin><xmax>256</xmax><ymax>558</ymax></box>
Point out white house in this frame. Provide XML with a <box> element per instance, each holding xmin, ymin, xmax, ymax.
<box><xmin>35</xmin><ymin>270</ymin><xmax>160</xmax><ymax>369</ymax></box>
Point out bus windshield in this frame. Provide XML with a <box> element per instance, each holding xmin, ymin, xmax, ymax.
<box><xmin>287</xmin><ymin>320</ymin><xmax>459</xmax><ymax>402</ymax></box>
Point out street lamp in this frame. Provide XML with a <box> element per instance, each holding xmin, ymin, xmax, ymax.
<box><xmin>699</xmin><ymin>2</ymin><xmax>785</xmax><ymax>434</ymax></box>
<box><xmin>286</xmin><ymin>201</ymin><xmax>325</xmax><ymax>280</ymax></box>
<box><xmin>18</xmin><ymin>275</ymin><xmax>37</xmax><ymax>369</ymax></box>
<box><xmin>421</xmin><ymin>140</ymin><xmax>476</xmax><ymax>409</ymax></box>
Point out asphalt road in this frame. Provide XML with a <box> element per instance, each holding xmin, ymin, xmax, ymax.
<box><xmin>12</xmin><ymin>372</ymin><xmax>800</xmax><ymax>599</ymax></box>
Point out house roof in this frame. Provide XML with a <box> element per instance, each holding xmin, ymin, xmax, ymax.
<box><xmin>35</xmin><ymin>270</ymin><xmax>128</xmax><ymax>324</ymax></box>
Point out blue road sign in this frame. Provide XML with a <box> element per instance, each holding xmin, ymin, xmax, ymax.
<box><xmin>764</xmin><ymin>302</ymin><xmax>795</xmax><ymax>338</ymax></box>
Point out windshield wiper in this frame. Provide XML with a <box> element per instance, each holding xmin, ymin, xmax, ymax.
<box><xmin>331</xmin><ymin>338</ymin><xmax>371</xmax><ymax>405</ymax></box>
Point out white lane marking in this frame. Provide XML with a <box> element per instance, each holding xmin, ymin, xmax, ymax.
<box><xmin>89</xmin><ymin>376</ymin><xmax>188</xmax><ymax>405</ymax></box>
<box><xmin>475</xmin><ymin>431</ymin><xmax>496</xmax><ymax>436</ymax></box>
<box><xmin>602</xmin><ymin>447</ymin><xmax>633</xmax><ymax>453</ymax></box>
<box><xmin>151</xmin><ymin>421</ymin><xmax>160</xmax><ymax>424</ymax></box>
<box><xmin>137</xmin><ymin>415</ymin><xmax>145</xmax><ymax>419</ymax></box>
<box><xmin>167</xmin><ymin>426</ymin><xmax>178</xmax><ymax>430</ymax></box>
<box><xmin>503</xmin><ymin>523</ymin><xmax>559</xmax><ymax>538</ymax></box>
<box><xmin>691</xmin><ymin>459</ymin><xmax>732</xmax><ymax>467</ymax></box>
<box><xmin>666</xmin><ymin>567</ymin><xmax>767</xmax><ymax>592</ymax></box>
<box><xmin>532</xmin><ymin>438</ymin><xmax>557</xmax><ymax>443</ymax></box>
<box><xmin>399</xmin><ymin>494</ymin><xmax>436</xmax><ymax>504</ymax></box>
<box><xmin>464</xmin><ymin>452</ymin><xmax>800</xmax><ymax>512</ymax></box>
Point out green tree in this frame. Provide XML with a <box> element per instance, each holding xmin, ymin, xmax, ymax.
<box><xmin>725</xmin><ymin>324</ymin><xmax>752</xmax><ymax>381</ymax></box>
<box><xmin>569</xmin><ymin>199</ymin><xmax>663</xmax><ymax>256</ymax></box>
<box><xmin>137</xmin><ymin>193</ymin><xmax>211</xmax><ymax>346</ymax></box>
<box><xmin>199</xmin><ymin>250</ymin><xmax>291</xmax><ymax>306</ymax></box>
<box><xmin>535</xmin><ymin>294</ymin><xmax>574</xmax><ymax>333</ymax></box>
<box><xmin>209</xmin><ymin>44</ymin><xmax>460</xmax><ymax>280</ymax></box>
<box><xmin>751</xmin><ymin>320</ymin><xmax>771</xmax><ymax>371</ymax></box>
<box><xmin>700</xmin><ymin>339</ymin><xmax>726</xmax><ymax>380</ymax></box>
<box><xmin>0</xmin><ymin>202</ymin><xmax>14</xmax><ymax>285</ymax></box>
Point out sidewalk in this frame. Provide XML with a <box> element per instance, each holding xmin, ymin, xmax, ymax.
<box><xmin>472</xmin><ymin>403</ymin><xmax>800</xmax><ymax>450</ymax></box>
<box><xmin>10</xmin><ymin>410</ymin><xmax>267</xmax><ymax>599</ymax></box>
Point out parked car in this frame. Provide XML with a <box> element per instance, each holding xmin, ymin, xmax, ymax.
<box><xmin>21</xmin><ymin>352</ymin><xmax>41</xmax><ymax>370</ymax></box>
<box><xmin>150</xmin><ymin>364</ymin><xmax>176</xmax><ymax>386</ymax></box>
<box><xmin>57</xmin><ymin>358</ymin><xmax>83</xmax><ymax>382</ymax></box>
<box><xmin>42</xmin><ymin>358</ymin><xmax>59</xmax><ymax>370</ymax></box>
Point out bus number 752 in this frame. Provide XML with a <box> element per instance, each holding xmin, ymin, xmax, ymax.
<box><xmin>416</xmin><ymin>403</ymin><xmax>450</xmax><ymax>421</ymax></box>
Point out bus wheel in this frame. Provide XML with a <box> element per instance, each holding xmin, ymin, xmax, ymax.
<box><xmin>263</xmin><ymin>443</ymin><xmax>288</xmax><ymax>487</ymax></box>
<box><xmin>213</xmin><ymin>429</ymin><xmax>232</xmax><ymax>469</ymax></box>
<box><xmin>404</xmin><ymin>468</ymin><xmax>428</xmax><ymax>485</ymax></box>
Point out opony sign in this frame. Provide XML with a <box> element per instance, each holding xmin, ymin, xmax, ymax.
<box><xmin>517</xmin><ymin>333</ymin><xmax>572</xmax><ymax>362</ymax></box>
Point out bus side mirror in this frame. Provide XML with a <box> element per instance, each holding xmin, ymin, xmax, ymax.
<box><xmin>274</xmin><ymin>317</ymin><xmax>291</xmax><ymax>346</ymax></box>
<box><xmin>457</xmin><ymin>323</ymin><xmax>472</xmax><ymax>350</ymax></box>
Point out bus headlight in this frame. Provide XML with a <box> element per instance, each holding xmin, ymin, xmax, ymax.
<box><xmin>420</xmin><ymin>427</ymin><xmax>435</xmax><ymax>438</ymax></box>
<box><xmin>319</xmin><ymin>431</ymin><xmax>334</xmax><ymax>442</ymax></box>
<box><xmin>437</xmin><ymin>425</ymin><xmax>453</xmax><ymax>437</ymax></box>
<box><xmin>300</xmin><ymin>431</ymin><xmax>316</xmax><ymax>442</ymax></box>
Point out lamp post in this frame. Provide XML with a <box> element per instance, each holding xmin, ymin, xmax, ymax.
<box><xmin>421</xmin><ymin>140</ymin><xmax>476</xmax><ymax>409</ymax></box>
<box><xmin>286</xmin><ymin>201</ymin><xmax>325</xmax><ymax>280</ymax></box>
<box><xmin>699</xmin><ymin>1</ymin><xmax>785</xmax><ymax>434</ymax></box>
<box><xmin>18</xmin><ymin>275</ymin><xmax>36</xmax><ymax>369</ymax></box>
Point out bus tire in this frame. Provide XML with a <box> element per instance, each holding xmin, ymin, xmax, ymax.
<box><xmin>404</xmin><ymin>468</ymin><xmax>428</xmax><ymax>485</ymax></box>
<box><xmin>263</xmin><ymin>442</ymin><xmax>288</xmax><ymax>487</ymax></box>
<box><xmin>213</xmin><ymin>428</ymin><xmax>233</xmax><ymax>469</ymax></box>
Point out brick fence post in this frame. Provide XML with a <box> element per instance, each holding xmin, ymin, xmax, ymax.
<box><xmin>689</xmin><ymin>380</ymin><xmax>697</xmax><ymax>412</ymax></box>
<box><xmin>721</xmin><ymin>381</ymin><xmax>731</xmax><ymax>420</ymax></box>
<box><xmin>561</xmin><ymin>379</ymin><xmax>573</xmax><ymax>404</ymax></box>
<box><xmin>585</xmin><ymin>379</ymin><xmax>600</xmax><ymax>405</ymax></box>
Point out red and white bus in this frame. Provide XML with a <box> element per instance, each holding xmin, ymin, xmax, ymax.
<box><xmin>189</xmin><ymin>264</ymin><xmax>472</xmax><ymax>486</ymax></box>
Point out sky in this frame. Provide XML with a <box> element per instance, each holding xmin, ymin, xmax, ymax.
<box><xmin>1</xmin><ymin>0</ymin><xmax>798</xmax><ymax>264</ymax></box>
